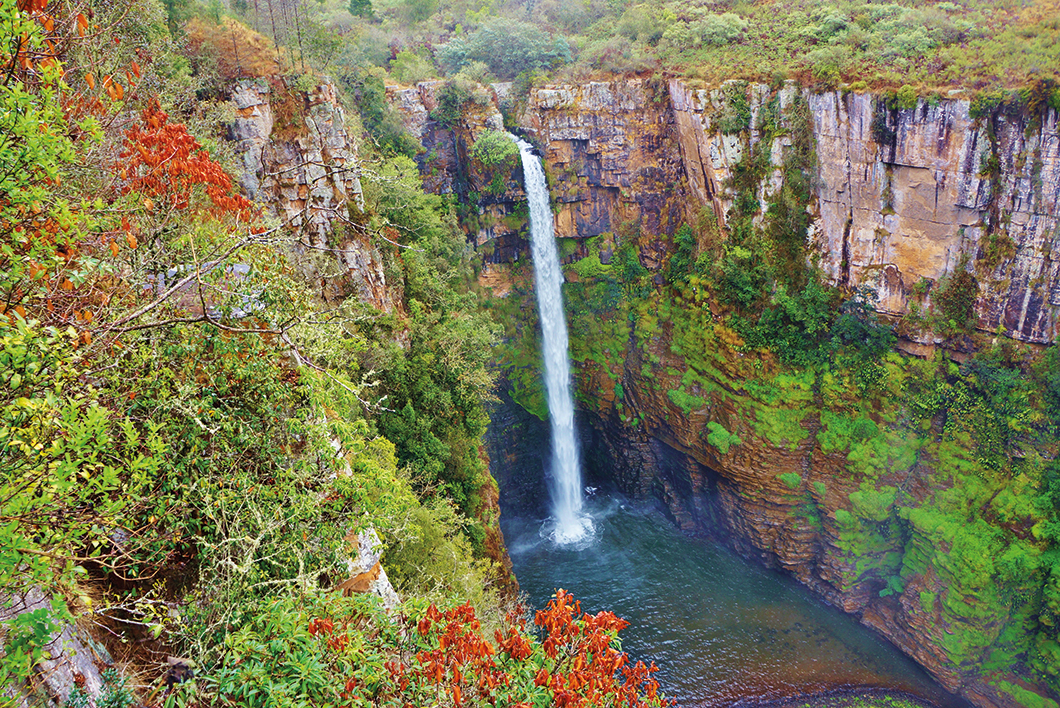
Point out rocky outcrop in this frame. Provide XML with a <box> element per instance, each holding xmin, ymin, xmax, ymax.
<box><xmin>229</xmin><ymin>78</ymin><xmax>396</xmax><ymax>313</ymax></box>
<box><xmin>337</xmin><ymin>529</ymin><xmax>400</xmax><ymax>607</ymax></box>
<box><xmin>1</xmin><ymin>588</ymin><xmax>115</xmax><ymax>708</ymax></box>
<box><xmin>569</xmin><ymin>329</ymin><xmax>1043</xmax><ymax>708</ymax></box>
<box><xmin>387</xmin><ymin>80</ymin><xmax>528</xmax><ymax>292</ymax></box>
<box><xmin>809</xmin><ymin>91</ymin><xmax>1060</xmax><ymax>344</ymax></box>
<box><xmin>518</xmin><ymin>80</ymin><xmax>690</xmax><ymax>246</ymax></box>
<box><xmin>666</xmin><ymin>80</ymin><xmax>1060</xmax><ymax>345</ymax></box>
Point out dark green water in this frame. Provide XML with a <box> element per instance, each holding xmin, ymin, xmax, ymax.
<box><xmin>502</xmin><ymin>494</ymin><xmax>963</xmax><ymax>708</ymax></box>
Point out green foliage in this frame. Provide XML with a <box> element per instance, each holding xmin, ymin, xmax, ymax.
<box><xmin>207</xmin><ymin>590</ymin><xmax>669</xmax><ymax>708</ymax></box>
<box><xmin>896</xmin><ymin>84</ymin><xmax>918</xmax><ymax>109</ymax></box>
<box><xmin>932</xmin><ymin>266</ymin><xmax>979</xmax><ymax>335</ymax></box>
<box><xmin>470</xmin><ymin>130</ymin><xmax>519</xmax><ymax>168</ymax></box>
<box><xmin>431</xmin><ymin>79</ymin><xmax>473</xmax><ymax>127</ymax></box>
<box><xmin>778</xmin><ymin>472</ymin><xmax>802</xmax><ymax>490</ymax></box>
<box><xmin>668</xmin><ymin>387</ymin><xmax>705</xmax><ymax>415</ymax></box>
<box><xmin>437</xmin><ymin>18</ymin><xmax>572</xmax><ymax>79</ymax></box>
<box><xmin>349</xmin><ymin>0</ymin><xmax>374</xmax><ymax>18</ymax></box>
<box><xmin>390</xmin><ymin>49</ymin><xmax>437</xmax><ymax>84</ymax></box>
<box><xmin>342</xmin><ymin>69</ymin><xmax>421</xmax><ymax>158</ymax></box>
<box><xmin>717</xmin><ymin>81</ymin><xmax>752</xmax><ymax>133</ymax></box>
<box><xmin>707</xmin><ymin>421</ymin><xmax>741</xmax><ymax>454</ymax></box>
<box><xmin>363</xmin><ymin>156</ymin><xmax>500</xmax><ymax>520</ymax></box>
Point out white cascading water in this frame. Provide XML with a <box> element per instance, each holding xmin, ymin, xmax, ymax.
<box><xmin>514</xmin><ymin>136</ymin><xmax>592</xmax><ymax>545</ymax></box>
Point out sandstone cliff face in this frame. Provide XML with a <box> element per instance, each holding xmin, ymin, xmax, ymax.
<box><xmin>229</xmin><ymin>78</ymin><xmax>395</xmax><ymax>312</ymax></box>
<box><xmin>518</xmin><ymin>80</ymin><xmax>690</xmax><ymax>251</ymax></box>
<box><xmin>666</xmin><ymin>80</ymin><xmax>1060</xmax><ymax>345</ymax></box>
<box><xmin>391</xmin><ymin>77</ymin><xmax>1060</xmax><ymax>344</ymax></box>
<box><xmin>810</xmin><ymin>91</ymin><xmax>1060</xmax><ymax>345</ymax></box>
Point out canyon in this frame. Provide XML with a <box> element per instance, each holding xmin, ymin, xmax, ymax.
<box><xmin>386</xmin><ymin>77</ymin><xmax>1060</xmax><ymax>708</ymax></box>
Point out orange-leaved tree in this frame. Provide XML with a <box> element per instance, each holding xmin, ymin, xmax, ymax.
<box><xmin>224</xmin><ymin>589</ymin><xmax>676</xmax><ymax>708</ymax></box>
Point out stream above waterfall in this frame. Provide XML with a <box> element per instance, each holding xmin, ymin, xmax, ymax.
<box><xmin>501</xmin><ymin>491</ymin><xmax>967</xmax><ymax>708</ymax></box>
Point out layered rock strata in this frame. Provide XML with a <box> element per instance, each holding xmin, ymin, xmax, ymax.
<box><xmin>229</xmin><ymin>78</ymin><xmax>394</xmax><ymax>312</ymax></box>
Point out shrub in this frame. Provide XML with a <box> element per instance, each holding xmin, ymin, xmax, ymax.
<box><xmin>661</xmin><ymin>21</ymin><xmax>699</xmax><ymax>51</ymax></box>
<box><xmin>617</xmin><ymin>4</ymin><xmax>666</xmax><ymax>46</ymax></box>
<box><xmin>390</xmin><ymin>48</ymin><xmax>436</xmax><ymax>84</ymax></box>
<box><xmin>431</xmin><ymin>79</ymin><xmax>472</xmax><ymax>126</ymax></box>
<box><xmin>932</xmin><ymin>267</ymin><xmax>979</xmax><ymax>334</ymax></box>
<box><xmin>717</xmin><ymin>81</ymin><xmax>751</xmax><ymax>133</ymax></box>
<box><xmin>342</xmin><ymin>69</ymin><xmax>421</xmax><ymax>158</ymax></box>
<box><xmin>707</xmin><ymin>421</ymin><xmax>742</xmax><ymax>454</ymax></box>
<box><xmin>896</xmin><ymin>84</ymin><xmax>918</xmax><ymax>110</ymax></box>
<box><xmin>209</xmin><ymin>591</ymin><xmax>671</xmax><ymax>708</ymax></box>
<box><xmin>697</xmin><ymin>12</ymin><xmax>748</xmax><ymax>46</ymax></box>
<box><xmin>471</xmin><ymin>130</ymin><xmax>519</xmax><ymax>168</ymax></box>
<box><xmin>436</xmin><ymin>18</ymin><xmax>572</xmax><ymax>79</ymax></box>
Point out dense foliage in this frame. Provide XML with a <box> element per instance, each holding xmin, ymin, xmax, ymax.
<box><xmin>0</xmin><ymin>1</ymin><xmax>533</xmax><ymax>705</ymax></box>
<box><xmin>205</xmin><ymin>590</ymin><xmax>669</xmax><ymax>708</ymax></box>
<box><xmin>237</xmin><ymin>0</ymin><xmax>1060</xmax><ymax>107</ymax></box>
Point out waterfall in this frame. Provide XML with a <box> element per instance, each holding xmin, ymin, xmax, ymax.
<box><xmin>514</xmin><ymin>136</ymin><xmax>592</xmax><ymax>545</ymax></box>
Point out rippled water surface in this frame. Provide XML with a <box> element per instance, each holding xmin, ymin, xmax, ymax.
<box><xmin>503</xmin><ymin>494</ymin><xmax>963</xmax><ymax>708</ymax></box>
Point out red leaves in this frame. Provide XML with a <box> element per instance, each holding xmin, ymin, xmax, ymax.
<box><xmin>307</xmin><ymin>617</ymin><xmax>334</xmax><ymax>636</ymax></box>
<box><xmin>312</xmin><ymin>591</ymin><xmax>670</xmax><ymax>707</ymax></box>
<box><xmin>118</xmin><ymin>100</ymin><xmax>257</xmax><ymax>222</ymax></box>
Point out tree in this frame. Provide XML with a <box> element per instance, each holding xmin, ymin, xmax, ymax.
<box><xmin>349</xmin><ymin>0</ymin><xmax>373</xmax><ymax>18</ymax></box>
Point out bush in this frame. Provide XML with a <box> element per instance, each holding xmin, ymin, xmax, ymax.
<box><xmin>896</xmin><ymin>84</ymin><xmax>918</xmax><ymax>109</ymax></box>
<box><xmin>697</xmin><ymin>12</ymin><xmax>748</xmax><ymax>46</ymax></box>
<box><xmin>390</xmin><ymin>48</ymin><xmax>436</xmax><ymax>84</ymax></box>
<box><xmin>430</xmin><ymin>79</ymin><xmax>472</xmax><ymax>127</ymax></box>
<box><xmin>470</xmin><ymin>130</ymin><xmax>519</xmax><ymax>167</ymax></box>
<box><xmin>661</xmin><ymin>21</ymin><xmax>699</xmax><ymax>51</ymax></box>
<box><xmin>342</xmin><ymin>69</ymin><xmax>421</xmax><ymax>158</ymax></box>
<box><xmin>616</xmin><ymin>4</ymin><xmax>667</xmax><ymax>45</ymax></box>
<box><xmin>436</xmin><ymin>18</ymin><xmax>572</xmax><ymax>79</ymax></box>
<box><xmin>932</xmin><ymin>267</ymin><xmax>979</xmax><ymax>335</ymax></box>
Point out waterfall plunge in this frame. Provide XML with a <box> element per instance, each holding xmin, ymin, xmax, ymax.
<box><xmin>514</xmin><ymin>136</ymin><xmax>592</xmax><ymax>545</ymax></box>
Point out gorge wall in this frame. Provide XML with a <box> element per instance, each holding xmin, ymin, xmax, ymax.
<box><xmin>390</xmin><ymin>77</ymin><xmax>1060</xmax><ymax>708</ymax></box>
<box><xmin>229</xmin><ymin>77</ymin><xmax>396</xmax><ymax>312</ymax></box>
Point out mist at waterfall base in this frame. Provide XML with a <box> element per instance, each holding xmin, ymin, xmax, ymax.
<box><xmin>516</xmin><ymin>136</ymin><xmax>592</xmax><ymax>545</ymax></box>
<box><xmin>501</xmin><ymin>493</ymin><xmax>965</xmax><ymax>708</ymax></box>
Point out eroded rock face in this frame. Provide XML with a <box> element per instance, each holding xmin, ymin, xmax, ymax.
<box><xmin>810</xmin><ymin>92</ymin><xmax>1060</xmax><ymax>344</ymax></box>
<box><xmin>386</xmin><ymin>80</ymin><xmax>527</xmax><ymax>292</ymax></box>
<box><xmin>519</xmin><ymin>80</ymin><xmax>690</xmax><ymax>245</ymax></box>
<box><xmin>391</xmin><ymin>77</ymin><xmax>1060</xmax><ymax>344</ymax></box>
<box><xmin>229</xmin><ymin>78</ymin><xmax>395</xmax><ymax>313</ymax></box>
<box><xmin>666</xmin><ymin>80</ymin><xmax>1060</xmax><ymax>345</ymax></box>
<box><xmin>571</xmin><ymin>341</ymin><xmax>1032</xmax><ymax>708</ymax></box>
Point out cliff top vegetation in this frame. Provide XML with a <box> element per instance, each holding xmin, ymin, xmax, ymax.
<box><xmin>251</xmin><ymin>0</ymin><xmax>1060</xmax><ymax>105</ymax></box>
